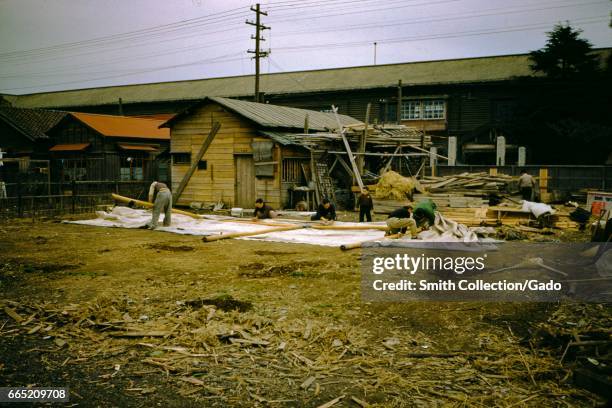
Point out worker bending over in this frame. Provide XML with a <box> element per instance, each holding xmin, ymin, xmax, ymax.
<box><xmin>311</xmin><ymin>198</ymin><xmax>337</xmax><ymax>221</ymax></box>
<box><xmin>386</xmin><ymin>199</ymin><xmax>437</xmax><ymax>237</ymax></box>
<box><xmin>147</xmin><ymin>181</ymin><xmax>172</xmax><ymax>229</ymax></box>
<box><xmin>253</xmin><ymin>198</ymin><xmax>277</xmax><ymax>220</ymax></box>
<box><xmin>386</xmin><ymin>205</ymin><xmax>418</xmax><ymax>237</ymax></box>
<box><xmin>413</xmin><ymin>199</ymin><xmax>436</xmax><ymax>230</ymax></box>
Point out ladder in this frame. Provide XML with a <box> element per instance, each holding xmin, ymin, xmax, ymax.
<box><xmin>315</xmin><ymin>161</ymin><xmax>336</xmax><ymax>204</ymax></box>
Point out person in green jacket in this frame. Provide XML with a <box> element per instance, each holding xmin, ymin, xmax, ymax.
<box><xmin>413</xmin><ymin>199</ymin><xmax>437</xmax><ymax>229</ymax></box>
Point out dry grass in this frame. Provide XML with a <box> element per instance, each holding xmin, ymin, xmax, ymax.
<box><xmin>0</xmin><ymin>220</ymin><xmax>606</xmax><ymax>406</ymax></box>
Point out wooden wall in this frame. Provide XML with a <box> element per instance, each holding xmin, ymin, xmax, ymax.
<box><xmin>170</xmin><ymin>102</ymin><xmax>285</xmax><ymax>209</ymax></box>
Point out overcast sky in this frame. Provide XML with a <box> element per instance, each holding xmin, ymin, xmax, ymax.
<box><xmin>0</xmin><ymin>0</ymin><xmax>609</xmax><ymax>94</ymax></box>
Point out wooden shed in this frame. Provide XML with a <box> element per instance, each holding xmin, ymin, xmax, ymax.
<box><xmin>47</xmin><ymin>112</ymin><xmax>170</xmax><ymax>184</ymax></box>
<box><xmin>161</xmin><ymin>97</ymin><xmax>359</xmax><ymax>209</ymax></box>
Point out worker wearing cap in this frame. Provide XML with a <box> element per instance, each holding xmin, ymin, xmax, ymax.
<box><xmin>147</xmin><ymin>181</ymin><xmax>172</xmax><ymax>228</ymax></box>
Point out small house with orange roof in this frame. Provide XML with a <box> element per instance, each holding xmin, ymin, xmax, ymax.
<box><xmin>47</xmin><ymin>112</ymin><xmax>170</xmax><ymax>184</ymax></box>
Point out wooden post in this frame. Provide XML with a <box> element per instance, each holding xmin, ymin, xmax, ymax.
<box><xmin>358</xmin><ymin>103</ymin><xmax>371</xmax><ymax>176</ymax></box>
<box><xmin>539</xmin><ymin>168</ymin><xmax>548</xmax><ymax>202</ymax></box>
<box><xmin>332</xmin><ymin>105</ymin><xmax>364</xmax><ymax>190</ymax></box>
<box><xmin>429</xmin><ymin>147</ymin><xmax>437</xmax><ymax>177</ymax></box>
<box><xmin>173</xmin><ymin>122</ymin><xmax>221</xmax><ymax>202</ymax></box>
<box><xmin>496</xmin><ymin>136</ymin><xmax>506</xmax><ymax>166</ymax></box>
<box><xmin>448</xmin><ymin>136</ymin><xmax>457</xmax><ymax>166</ymax></box>
<box><xmin>310</xmin><ymin>150</ymin><xmax>320</xmax><ymax>205</ymax></box>
<box><xmin>396</xmin><ymin>79</ymin><xmax>402</xmax><ymax>124</ymax></box>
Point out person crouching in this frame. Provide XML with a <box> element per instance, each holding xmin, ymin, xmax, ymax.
<box><xmin>386</xmin><ymin>205</ymin><xmax>418</xmax><ymax>237</ymax></box>
<box><xmin>253</xmin><ymin>198</ymin><xmax>277</xmax><ymax>220</ymax></box>
<box><xmin>311</xmin><ymin>198</ymin><xmax>337</xmax><ymax>222</ymax></box>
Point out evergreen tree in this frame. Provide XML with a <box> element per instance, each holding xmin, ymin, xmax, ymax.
<box><xmin>529</xmin><ymin>23</ymin><xmax>600</xmax><ymax>79</ymax></box>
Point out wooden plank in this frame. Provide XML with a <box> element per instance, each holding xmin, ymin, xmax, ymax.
<box><xmin>357</xmin><ymin>102</ymin><xmax>371</xmax><ymax>175</ymax></box>
<box><xmin>174</xmin><ymin>122</ymin><xmax>221</xmax><ymax>201</ymax></box>
<box><xmin>332</xmin><ymin>105</ymin><xmax>363</xmax><ymax>189</ymax></box>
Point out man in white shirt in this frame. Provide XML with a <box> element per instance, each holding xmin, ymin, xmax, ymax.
<box><xmin>518</xmin><ymin>169</ymin><xmax>536</xmax><ymax>201</ymax></box>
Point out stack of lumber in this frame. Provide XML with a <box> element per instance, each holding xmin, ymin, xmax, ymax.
<box><xmin>487</xmin><ymin>205</ymin><xmax>581</xmax><ymax>230</ymax></box>
<box><xmin>438</xmin><ymin>207</ymin><xmax>495</xmax><ymax>226</ymax></box>
<box><xmin>420</xmin><ymin>172</ymin><xmax>515</xmax><ymax>194</ymax></box>
<box><xmin>413</xmin><ymin>193</ymin><xmax>488</xmax><ymax>208</ymax></box>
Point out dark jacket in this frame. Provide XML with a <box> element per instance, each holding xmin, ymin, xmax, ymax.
<box><xmin>388</xmin><ymin>206</ymin><xmax>412</xmax><ymax>219</ymax></box>
<box><xmin>253</xmin><ymin>204</ymin><xmax>274</xmax><ymax>219</ymax></box>
<box><xmin>358</xmin><ymin>193</ymin><xmax>373</xmax><ymax>208</ymax></box>
<box><xmin>315</xmin><ymin>203</ymin><xmax>337</xmax><ymax>220</ymax></box>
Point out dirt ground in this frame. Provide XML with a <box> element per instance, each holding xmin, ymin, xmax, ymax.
<box><xmin>0</xmin><ymin>214</ymin><xmax>608</xmax><ymax>407</ymax></box>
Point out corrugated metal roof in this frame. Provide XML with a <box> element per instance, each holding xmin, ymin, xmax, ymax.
<box><xmin>258</xmin><ymin>130</ymin><xmax>302</xmax><ymax>146</ymax></box>
<box><xmin>0</xmin><ymin>106</ymin><xmax>67</xmax><ymax>140</ymax></box>
<box><xmin>2</xmin><ymin>52</ymin><xmax>584</xmax><ymax>109</ymax></box>
<box><xmin>49</xmin><ymin>143</ymin><xmax>90</xmax><ymax>151</ymax></box>
<box><xmin>205</xmin><ymin>97</ymin><xmax>359</xmax><ymax>131</ymax></box>
<box><xmin>70</xmin><ymin>112</ymin><xmax>169</xmax><ymax>140</ymax></box>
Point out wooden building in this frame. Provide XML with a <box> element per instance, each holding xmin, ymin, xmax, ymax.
<box><xmin>0</xmin><ymin>106</ymin><xmax>66</xmax><ymax>159</ymax></box>
<box><xmin>46</xmin><ymin>112</ymin><xmax>170</xmax><ymax>184</ymax></box>
<box><xmin>162</xmin><ymin>97</ymin><xmax>361</xmax><ymax>208</ymax></box>
<box><xmin>5</xmin><ymin>49</ymin><xmax>610</xmax><ymax>164</ymax></box>
<box><xmin>162</xmin><ymin>97</ymin><xmax>432</xmax><ymax>209</ymax></box>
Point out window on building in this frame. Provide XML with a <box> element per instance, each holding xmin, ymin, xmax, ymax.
<box><xmin>172</xmin><ymin>152</ymin><xmax>191</xmax><ymax>165</ymax></box>
<box><xmin>120</xmin><ymin>156</ymin><xmax>145</xmax><ymax>181</ymax></box>
<box><xmin>401</xmin><ymin>99</ymin><xmax>446</xmax><ymax>120</ymax></box>
<box><xmin>492</xmin><ymin>99</ymin><xmax>516</xmax><ymax>123</ymax></box>
<box><xmin>61</xmin><ymin>158</ymin><xmax>87</xmax><ymax>181</ymax></box>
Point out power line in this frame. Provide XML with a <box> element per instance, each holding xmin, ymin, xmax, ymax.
<box><xmin>276</xmin><ymin>0</ymin><xmax>608</xmax><ymax>37</ymax></box>
<box><xmin>272</xmin><ymin>17</ymin><xmax>608</xmax><ymax>53</ymax></box>
<box><xmin>0</xmin><ymin>6</ymin><xmax>250</xmax><ymax>60</ymax></box>
<box><xmin>1</xmin><ymin>53</ymin><xmax>246</xmax><ymax>92</ymax></box>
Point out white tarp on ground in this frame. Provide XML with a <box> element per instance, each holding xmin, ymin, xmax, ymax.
<box><xmin>67</xmin><ymin>207</ymin><xmax>495</xmax><ymax>247</ymax></box>
<box><xmin>67</xmin><ymin>206</ymin><xmax>385</xmax><ymax>247</ymax></box>
<box><xmin>521</xmin><ymin>200</ymin><xmax>555</xmax><ymax>217</ymax></box>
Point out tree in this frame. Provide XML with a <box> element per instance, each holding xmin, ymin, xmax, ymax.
<box><xmin>529</xmin><ymin>23</ymin><xmax>600</xmax><ymax>79</ymax></box>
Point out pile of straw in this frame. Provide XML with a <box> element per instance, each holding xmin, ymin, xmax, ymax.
<box><xmin>375</xmin><ymin>171</ymin><xmax>423</xmax><ymax>201</ymax></box>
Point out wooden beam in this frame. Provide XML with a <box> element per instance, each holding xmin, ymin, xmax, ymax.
<box><xmin>407</xmin><ymin>144</ymin><xmax>450</xmax><ymax>161</ymax></box>
<box><xmin>381</xmin><ymin>145</ymin><xmax>401</xmax><ymax>174</ymax></box>
<box><xmin>334</xmin><ymin>154</ymin><xmax>354</xmax><ymax>177</ymax></box>
<box><xmin>202</xmin><ymin>225</ymin><xmax>303</xmax><ymax>242</ymax></box>
<box><xmin>332</xmin><ymin>105</ymin><xmax>364</xmax><ymax>189</ymax></box>
<box><xmin>357</xmin><ymin>103</ymin><xmax>371</xmax><ymax>175</ymax></box>
<box><xmin>111</xmin><ymin>193</ymin><xmax>201</xmax><ymax>219</ymax></box>
<box><xmin>173</xmin><ymin>122</ymin><xmax>221</xmax><ymax>201</ymax></box>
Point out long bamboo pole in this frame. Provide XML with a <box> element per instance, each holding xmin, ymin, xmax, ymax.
<box><xmin>311</xmin><ymin>224</ymin><xmax>389</xmax><ymax>231</ymax></box>
<box><xmin>111</xmin><ymin>193</ymin><xmax>201</xmax><ymax>219</ymax></box>
<box><xmin>202</xmin><ymin>225</ymin><xmax>304</xmax><ymax>242</ymax></box>
<box><xmin>340</xmin><ymin>233</ymin><xmax>400</xmax><ymax>251</ymax></box>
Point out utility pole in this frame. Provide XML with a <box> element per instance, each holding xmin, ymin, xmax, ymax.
<box><xmin>246</xmin><ymin>3</ymin><xmax>269</xmax><ymax>103</ymax></box>
<box><xmin>396</xmin><ymin>79</ymin><xmax>402</xmax><ymax>124</ymax></box>
<box><xmin>373</xmin><ymin>42</ymin><xmax>377</xmax><ymax>65</ymax></box>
